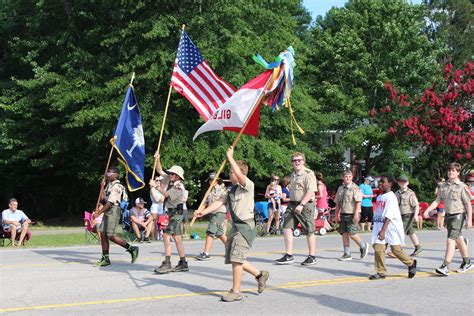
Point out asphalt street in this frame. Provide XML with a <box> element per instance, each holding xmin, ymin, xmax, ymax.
<box><xmin>1</xmin><ymin>230</ymin><xmax>473</xmax><ymax>315</ymax></box>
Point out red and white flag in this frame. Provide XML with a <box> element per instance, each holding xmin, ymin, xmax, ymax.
<box><xmin>193</xmin><ymin>70</ymin><xmax>273</xmax><ymax>140</ymax></box>
<box><xmin>170</xmin><ymin>30</ymin><xmax>235</xmax><ymax>120</ymax></box>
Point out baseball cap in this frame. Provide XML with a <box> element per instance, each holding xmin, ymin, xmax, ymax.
<box><xmin>364</xmin><ymin>176</ymin><xmax>374</xmax><ymax>182</ymax></box>
<box><xmin>397</xmin><ymin>175</ymin><xmax>409</xmax><ymax>182</ymax></box>
<box><xmin>135</xmin><ymin>197</ymin><xmax>146</xmax><ymax>204</ymax></box>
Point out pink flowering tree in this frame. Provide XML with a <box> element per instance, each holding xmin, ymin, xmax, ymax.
<box><xmin>372</xmin><ymin>62</ymin><xmax>473</xmax><ymax>179</ymax></box>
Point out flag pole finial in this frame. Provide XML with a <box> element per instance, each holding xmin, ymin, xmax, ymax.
<box><xmin>129</xmin><ymin>72</ymin><xmax>135</xmax><ymax>86</ymax></box>
<box><xmin>182</xmin><ymin>24</ymin><xmax>186</xmax><ymax>30</ymax></box>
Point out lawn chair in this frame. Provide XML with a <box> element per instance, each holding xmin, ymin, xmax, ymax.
<box><xmin>0</xmin><ymin>224</ymin><xmax>32</xmax><ymax>247</ymax></box>
<box><xmin>84</xmin><ymin>211</ymin><xmax>101</xmax><ymax>243</ymax></box>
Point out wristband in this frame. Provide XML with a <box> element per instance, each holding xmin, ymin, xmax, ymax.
<box><xmin>299</xmin><ymin>203</ymin><xmax>305</xmax><ymax>207</ymax></box>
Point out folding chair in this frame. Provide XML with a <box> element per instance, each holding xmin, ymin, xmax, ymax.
<box><xmin>84</xmin><ymin>211</ymin><xmax>100</xmax><ymax>243</ymax></box>
<box><xmin>0</xmin><ymin>225</ymin><xmax>32</xmax><ymax>246</ymax></box>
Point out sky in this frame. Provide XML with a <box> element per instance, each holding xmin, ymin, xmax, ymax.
<box><xmin>302</xmin><ymin>0</ymin><xmax>424</xmax><ymax>19</ymax></box>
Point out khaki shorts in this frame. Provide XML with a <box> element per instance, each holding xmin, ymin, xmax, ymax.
<box><xmin>445</xmin><ymin>213</ymin><xmax>464</xmax><ymax>240</ymax></box>
<box><xmin>225</xmin><ymin>229</ymin><xmax>250</xmax><ymax>264</ymax></box>
<box><xmin>99</xmin><ymin>205</ymin><xmax>121</xmax><ymax>237</ymax></box>
<box><xmin>206</xmin><ymin>212</ymin><xmax>226</xmax><ymax>237</ymax></box>
<box><xmin>283</xmin><ymin>202</ymin><xmax>315</xmax><ymax>234</ymax></box>
<box><xmin>338</xmin><ymin>213</ymin><xmax>359</xmax><ymax>235</ymax></box>
<box><xmin>402</xmin><ymin>213</ymin><xmax>416</xmax><ymax>236</ymax></box>
<box><xmin>164</xmin><ymin>211</ymin><xmax>183</xmax><ymax>236</ymax></box>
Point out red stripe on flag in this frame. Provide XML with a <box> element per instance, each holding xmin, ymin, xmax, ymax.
<box><xmin>171</xmin><ymin>71</ymin><xmax>213</xmax><ymax>120</ymax></box>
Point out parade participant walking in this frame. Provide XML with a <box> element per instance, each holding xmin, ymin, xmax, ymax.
<box><xmin>276</xmin><ymin>152</ymin><xmax>318</xmax><ymax>266</ymax></box>
<box><xmin>334</xmin><ymin>170</ymin><xmax>369</xmax><ymax>261</ymax></box>
<box><xmin>195</xmin><ymin>172</ymin><xmax>228</xmax><ymax>261</ymax></box>
<box><xmin>153</xmin><ymin>153</ymin><xmax>189</xmax><ymax>274</ymax></box>
<box><xmin>369</xmin><ymin>176</ymin><xmax>417</xmax><ymax>280</ymax></box>
<box><xmin>394</xmin><ymin>175</ymin><xmax>423</xmax><ymax>256</ymax></box>
<box><xmin>195</xmin><ymin>146</ymin><xmax>269</xmax><ymax>302</ymax></box>
<box><xmin>359</xmin><ymin>176</ymin><xmax>375</xmax><ymax>231</ymax></box>
<box><xmin>424</xmin><ymin>163</ymin><xmax>472</xmax><ymax>275</ymax></box>
<box><xmin>92</xmin><ymin>167</ymin><xmax>139</xmax><ymax>267</ymax></box>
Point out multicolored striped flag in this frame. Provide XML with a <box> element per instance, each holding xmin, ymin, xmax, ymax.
<box><xmin>170</xmin><ymin>30</ymin><xmax>236</xmax><ymax>120</ymax></box>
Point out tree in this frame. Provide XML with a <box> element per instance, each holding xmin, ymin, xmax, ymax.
<box><xmin>304</xmin><ymin>0</ymin><xmax>446</xmax><ymax>177</ymax></box>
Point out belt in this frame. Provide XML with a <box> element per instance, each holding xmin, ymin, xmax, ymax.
<box><xmin>289</xmin><ymin>200</ymin><xmax>314</xmax><ymax>204</ymax></box>
<box><xmin>446</xmin><ymin>213</ymin><xmax>463</xmax><ymax>217</ymax></box>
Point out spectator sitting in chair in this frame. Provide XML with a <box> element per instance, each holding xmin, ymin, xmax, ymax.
<box><xmin>130</xmin><ymin>198</ymin><xmax>153</xmax><ymax>243</ymax></box>
<box><xmin>2</xmin><ymin>198</ymin><xmax>31</xmax><ymax>246</ymax></box>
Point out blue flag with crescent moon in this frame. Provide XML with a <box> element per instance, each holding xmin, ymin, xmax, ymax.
<box><xmin>111</xmin><ymin>86</ymin><xmax>145</xmax><ymax>191</ymax></box>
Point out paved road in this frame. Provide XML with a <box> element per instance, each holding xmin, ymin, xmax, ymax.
<box><xmin>1</xmin><ymin>230</ymin><xmax>473</xmax><ymax>315</ymax></box>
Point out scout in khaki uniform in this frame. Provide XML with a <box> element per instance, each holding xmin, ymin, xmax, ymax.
<box><xmin>195</xmin><ymin>146</ymin><xmax>269</xmax><ymax>302</ymax></box>
<box><xmin>393</xmin><ymin>175</ymin><xmax>423</xmax><ymax>256</ymax></box>
<box><xmin>92</xmin><ymin>167</ymin><xmax>139</xmax><ymax>267</ymax></box>
<box><xmin>195</xmin><ymin>172</ymin><xmax>228</xmax><ymax>261</ymax></box>
<box><xmin>334</xmin><ymin>170</ymin><xmax>369</xmax><ymax>261</ymax></box>
<box><xmin>153</xmin><ymin>153</ymin><xmax>188</xmax><ymax>274</ymax></box>
<box><xmin>276</xmin><ymin>152</ymin><xmax>318</xmax><ymax>265</ymax></box>
<box><xmin>424</xmin><ymin>162</ymin><xmax>473</xmax><ymax>275</ymax></box>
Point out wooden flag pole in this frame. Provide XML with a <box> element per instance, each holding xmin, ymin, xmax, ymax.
<box><xmin>151</xmin><ymin>24</ymin><xmax>186</xmax><ymax>180</ymax></box>
<box><xmin>93</xmin><ymin>141</ymin><xmax>115</xmax><ymax>212</ymax></box>
<box><xmin>189</xmin><ymin>71</ymin><xmax>275</xmax><ymax>226</ymax></box>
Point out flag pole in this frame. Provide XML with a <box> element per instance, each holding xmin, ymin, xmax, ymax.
<box><xmin>190</xmin><ymin>72</ymin><xmax>275</xmax><ymax>226</ymax></box>
<box><xmin>151</xmin><ymin>24</ymin><xmax>186</xmax><ymax>180</ymax></box>
<box><xmin>93</xmin><ymin>138</ymin><xmax>116</xmax><ymax>212</ymax></box>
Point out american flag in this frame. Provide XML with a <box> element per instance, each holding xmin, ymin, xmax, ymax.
<box><xmin>170</xmin><ymin>30</ymin><xmax>236</xmax><ymax>121</ymax></box>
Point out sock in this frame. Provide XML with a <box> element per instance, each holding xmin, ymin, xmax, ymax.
<box><xmin>442</xmin><ymin>260</ymin><xmax>450</xmax><ymax>267</ymax></box>
<box><xmin>256</xmin><ymin>272</ymin><xmax>263</xmax><ymax>279</ymax></box>
<box><xmin>287</xmin><ymin>253</ymin><xmax>293</xmax><ymax>257</ymax></box>
<box><xmin>344</xmin><ymin>246</ymin><xmax>350</xmax><ymax>256</ymax></box>
<box><xmin>165</xmin><ymin>256</ymin><xmax>171</xmax><ymax>263</ymax></box>
<box><xmin>102</xmin><ymin>251</ymin><xmax>109</xmax><ymax>256</ymax></box>
<box><xmin>462</xmin><ymin>257</ymin><xmax>470</xmax><ymax>264</ymax></box>
<box><xmin>415</xmin><ymin>244</ymin><xmax>420</xmax><ymax>249</ymax></box>
<box><xmin>180</xmin><ymin>256</ymin><xmax>186</xmax><ymax>263</ymax></box>
<box><xmin>360</xmin><ymin>243</ymin><xmax>367</xmax><ymax>251</ymax></box>
<box><xmin>125</xmin><ymin>243</ymin><xmax>132</xmax><ymax>250</ymax></box>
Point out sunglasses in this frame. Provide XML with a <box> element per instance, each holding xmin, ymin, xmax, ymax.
<box><xmin>292</xmin><ymin>159</ymin><xmax>303</xmax><ymax>163</ymax></box>
<box><xmin>273</xmin><ymin>178</ymin><xmax>279</xmax><ymax>180</ymax></box>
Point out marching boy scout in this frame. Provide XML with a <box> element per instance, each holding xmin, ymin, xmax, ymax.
<box><xmin>394</xmin><ymin>175</ymin><xmax>423</xmax><ymax>256</ymax></box>
<box><xmin>424</xmin><ymin>162</ymin><xmax>473</xmax><ymax>275</ymax></box>
<box><xmin>93</xmin><ymin>167</ymin><xmax>139</xmax><ymax>267</ymax></box>
<box><xmin>195</xmin><ymin>173</ymin><xmax>228</xmax><ymax>261</ymax></box>
<box><xmin>334</xmin><ymin>170</ymin><xmax>369</xmax><ymax>261</ymax></box>
<box><xmin>276</xmin><ymin>152</ymin><xmax>318</xmax><ymax>265</ymax></box>
<box><xmin>195</xmin><ymin>146</ymin><xmax>269</xmax><ymax>302</ymax></box>
<box><xmin>153</xmin><ymin>153</ymin><xmax>189</xmax><ymax>274</ymax></box>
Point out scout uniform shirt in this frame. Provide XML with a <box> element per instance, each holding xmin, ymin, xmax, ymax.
<box><xmin>162</xmin><ymin>174</ymin><xmax>185</xmax><ymax>209</ymax></box>
<box><xmin>335</xmin><ymin>182</ymin><xmax>362</xmax><ymax>214</ymax></box>
<box><xmin>105</xmin><ymin>180</ymin><xmax>123</xmax><ymax>206</ymax></box>
<box><xmin>228</xmin><ymin>176</ymin><xmax>255</xmax><ymax>246</ymax></box>
<box><xmin>207</xmin><ymin>183</ymin><xmax>227</xmax><ymax>214</ymax></box>
<box><xmin>436</xmin><ymin>180</ymin><xmax>471</xmax><ymax>214</ymax></box>
<box><xmin>396</xmin><ymin>188</ymin><xmax>418</xmax><ymax>215</ymax></box>
<box><xmin>289</xmin><ymin>167</ymin><xmax>317</xmax><ymax>203</ymax></box>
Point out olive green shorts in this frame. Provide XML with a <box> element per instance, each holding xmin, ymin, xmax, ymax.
<box><xmin>402</xmin><ymin>213</ymin><xmax>416</xmax><ymax>236</ymax></box>
<box><xmin>164</xmin><ymin>211</ymin><xmax>183</xmax><ymax>236</ymax></box>
<box><xmin>283</xmin><ymin>202</ymin><xmax>315</xmax><ymax>234</ymax></box>
<box><xmin>225</xmin><ymin>229</ymin><xmax>250</xmax><ymax>264</ymax></box>
<box><xmin>445</xmin><ymin>213</ymin><xmax>464</xmax><ymax>240</ymax></box>
<box><xmin>206</xmin><ymin>212</ymin><xmax>226</xmax><ymax>237</ymax></box>
<box><xmin>338</xmin><ymin>214</ymin><xmax>359</xmax><ymax>235</ymax></box>
<box><xmin>99</xmin><ymin>205</ymin><xmax>121</xmax><ymax>237</ymax></box>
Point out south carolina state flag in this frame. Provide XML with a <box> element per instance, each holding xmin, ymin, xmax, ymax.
<box><xmin>111</xmin><ymin>86</ymin><xmax>145</xmax><ymax>191</ymax></box>
<box><xmin>193</xmin><ymin>70</ymin><xmax>273</xmax><ymax>140</ymax></box>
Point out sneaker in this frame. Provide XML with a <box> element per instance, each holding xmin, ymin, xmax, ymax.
<box><xmin>221</xmin><ymin>289</ymin><xmax>243</xmax><ymax>302</ymax></box>
<box><xmin>172</xmin><ymin>260</ymin><xmax>189</xmax><ymax>272</ymax></box>
<box><xmin>139</xmin><ymin>237</ymin><xmax>144</xmax><ymax>243</ymax></box>
<box><xmin>195</xmin><ymin>252</ymin><xmax>211</xmax><ymax>261</ymax></box>
<box><xmin>410</xmin><ymin>246</ymin><xmax>423</xmax><ymax>257</ymax></box>
<box><xmin>256</xmin><ymin>270</ymin><xmax>269</xmax><ymax>293</ymax></box>
<box><xmin>386</xmin><ymin>252</ymin><xmax>396</xmax><ymax>258</ymax></box>
<box><xmin>457</xmin><ymin>261</ymin><xmax>473</xmax><ymax>273</ymax></box>
<box><xmin>143</xmin><ymin>237</ymin><xmax>152</xmax><ymax>243</ymax></box>
<box><xmin>275</xmin><ymin>254</ymin><xmax>294</xmax><ymax>265</ymax></box>
<box><xmin>360</xmin><ymin>243</ymin><xmax>369</xmax><ymax>259</ymax></box>
<box><xmin>408</xmin><ymin>259</ymin><xmax>417</xmax><ymax>278</ymax></box>
<box><xmin>94</xmin><ymin>255</ymin><xmax>111</xmax><ymax>267</ymax></box>
<box><xmin>369</xmin><ymin>273</ymin><xmax>386</xmax><ymax>280</ymax></box>
<box><xmin>338</xmin><ymin>254</ymin><xmax>352</xmax><ymax>261</ymax></box>
<box><xmin>154</xmin><ymin>261</ymin><xmax>172</xmax><ymax>274</ymax></box>
<box><xmin>301</xmin><ymin>255</ymin><xmax>317</xmax><ymax>266</ymax></box>
<box><xmin>127</xmin><ymin>246</ymin><xmax>139</xmax><ymax>264</ymax></box>
<box><xmin>435</xmin><ymin>264</ymin><xmax>449</xmax><ymax>276</ymax></box>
